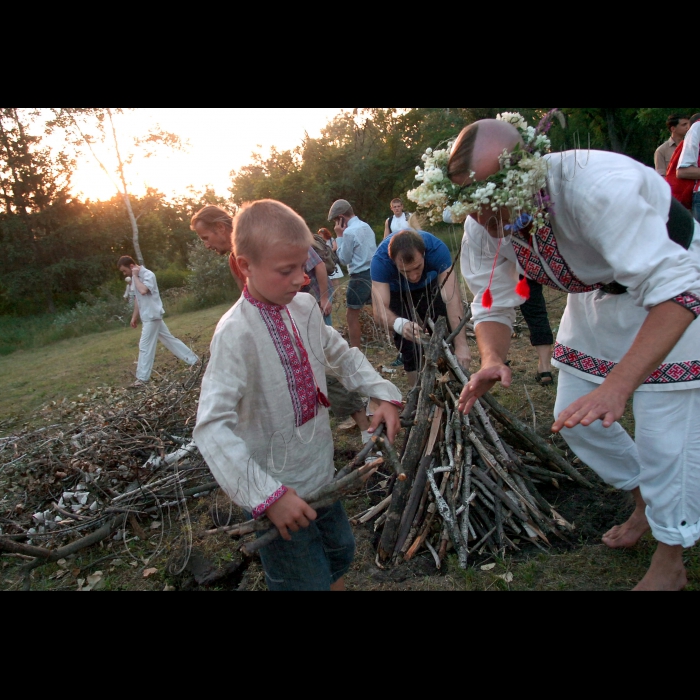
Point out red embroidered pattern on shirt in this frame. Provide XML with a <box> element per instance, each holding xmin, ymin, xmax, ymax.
<box><xmin>554</xmin><ymin>342</ymin><xmax>700</xmax><ymax>385</ymax></box>
<box><xmin>252</xmin><ymin>486</ymin><xmax>289</xmax><ymax>520</ymax></box>
<box><xmin>673</xmin><ymin>293</ymin><xmax>700</xmax><ymax>318</ymax></box>
<box><xmin>244</xmin><ymin>288</ymin><xmax>319</xmax><ymax>427</ymax></box>
<box><xmin>512</xmin><ymin>224</ymin><xmax>603</xmax><ymax>294</ymax></box>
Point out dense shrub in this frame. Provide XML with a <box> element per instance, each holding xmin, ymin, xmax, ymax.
<box><xmin>184</xmin><ymin>241</ymin><xmax>239</xmax><ymax>310</ymax></box>
<box><xmin>153</xmin><ymin>265</ymin><xmax>191</xmax><ymax>292</ymax></box>
<box><xmin>49</xmin><ymin>286</ymin><xmax>131</xmax><ymax>339</ymax></box>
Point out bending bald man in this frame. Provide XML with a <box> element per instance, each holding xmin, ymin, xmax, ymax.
<box><xmin>451</xmin><ymin>119</ymin><xmax>700</xmax><ymax>591</ymax></box>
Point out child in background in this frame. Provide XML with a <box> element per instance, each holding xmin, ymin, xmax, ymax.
<box><xmin>194</xmin><ymin>200</ymin><xmax>402</xmax><ymax>591</ymax></box>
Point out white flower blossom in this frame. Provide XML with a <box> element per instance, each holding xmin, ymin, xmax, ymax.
<box><xmin>497</xmin><ymin>112</ymin><xmax>528</xmax><ymax>131</ymax></box>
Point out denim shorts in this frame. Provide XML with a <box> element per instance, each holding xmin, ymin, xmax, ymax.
<box><xmin>325</xmin><ymin>375</ymin><xmax>366</xmax><ymax>419</ymax></box>
<box><xmin>693</xmin><ymin>192</ymin><xmax>700</xmax><ymax>224</ymax></box>
<box><xmin>254</xmin><ymin>500</ymin><xmax>356</xmax><ymax>591</ymax></box>
<box><xmin>346</xmin><ymin>270</ymin><xmax>373</xmax><ymax>310</ymax></box>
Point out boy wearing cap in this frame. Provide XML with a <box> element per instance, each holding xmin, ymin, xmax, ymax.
<box><xmin>329</xmin><ymin>200</ymin><xmax>378</xmax><ymax>349</ymax></box>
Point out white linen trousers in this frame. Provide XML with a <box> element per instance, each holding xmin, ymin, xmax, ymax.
<box><xmin>554</xmin><ymin>371</ymin><xmax>700</xmax><ymax>548</ymax></box>
<box><xmin>136</xmin><ymin>319</ymin><xmax>198</xmax><ymax>382</ymax></box>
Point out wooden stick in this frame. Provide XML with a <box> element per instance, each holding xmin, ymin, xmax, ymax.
<box><xmin>427</xmin><ymin>467</ymin><xmax>468</xmax><ymax>568</ymax></box>
<box><xmin>394</xmin><ymin>455</ymin><xmax>431</xmax><ymax>557</ymax></box>
<box><xmin>379</xmin><ymin>318</ymin><xmax>447</xmax><ymax>562</ymax></box>
<box><xmin>357</xmin><ymin>495</ymin><xmax>392</xmax><ymax>525</ymax></box>
<box><xmin>440</xmin><ymin>339</ymin><xmax>592</xmax><ymax>488</ymax></box>
<box><xmin>335</xmin><ymin>424</ymin><xmax>385</xmax><ymax>480</ymax></box>
<box><xmin>400</xmin><ymin>474</ymin><xmax>432</xmax><ymax>556</ymax></box>
<box><xmin>376</xmin><ymin>437</ymin><xmax>406</xmax><ymax>482</ymax></box>
<box><xmin>446</xmin><ymin>305</ymin><xmax>473</xmax><ymax>346</ymax></box>
<box><xmin>478</xmin><ymin>394</ymin><xmax>593</xmax><ymax>488</ymax></box>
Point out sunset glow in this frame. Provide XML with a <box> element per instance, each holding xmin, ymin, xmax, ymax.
<box><xmin>69</xmin><ymin>108</ymin><xmax>347</xmax><ymax>202</ymax></box>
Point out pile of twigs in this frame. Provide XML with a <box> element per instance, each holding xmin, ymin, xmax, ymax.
<box><xmin>0</xmin><ymin>366</ymin><xmax>217</xmax><ymax>589</ymax></box>
<box><xmin>368</xmin><ymin>316</ymin><xmax>591</xmax><ymax>569</ymax></box>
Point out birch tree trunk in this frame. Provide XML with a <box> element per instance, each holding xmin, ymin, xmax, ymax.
<box><xmin>107</xmin><ymin>109</ymin><xmax>144</xmax><ymax>266</ymax></box>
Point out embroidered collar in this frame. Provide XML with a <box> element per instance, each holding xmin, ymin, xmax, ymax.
<box><xmin>245</xmin><ymin>285</ymin><xmax>326</xmax><ymax>428</ymax></box>
<box><xmin>243</xmin><ymin>285</ymin><xmax>285</xmax><ymax>312</ymax></box>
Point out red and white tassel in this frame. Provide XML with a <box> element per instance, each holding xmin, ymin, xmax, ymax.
<box><xmin>317</xmin><ymin>387</ymin><xmax>331</xmax><ymax>408</ymax></box>
<box><xmin>515</xmin><ymin>277</ymin><xmax>530</xmax><ymax>301</ymax></box>
<box><xmin>482</xmin><ymin>238</ymin><xmax>503</xmax><ymax>311</ymax></box>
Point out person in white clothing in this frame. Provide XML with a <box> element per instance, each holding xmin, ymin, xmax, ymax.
<box><xmin>117</xmin><ymin>256</ymin><xmax>199</xmax><ymax>386</ymax></box>
<box><xmin>383</xmin><ymin>198</ymin><xmax>411</xmax><ymax>239</ymax></box>
<box><xmin>445</xmin><ymin>116</ymin><xmax>700</xmax><ymax>591</ymax></box>
<box><xmin>677</xmin><ymin>114</ymin><xmax>700</xmax><ymax>223</ymax></box>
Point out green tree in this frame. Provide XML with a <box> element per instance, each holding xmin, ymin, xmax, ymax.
<box><xmin>50</xmin><ymin>108</ymin><xmax>185</xmax><ymax>266</ymax></box>
<box><xmin>0</xmin><ymin>108</ymin><xmax>77</xmax><ymax>313</ymax></box>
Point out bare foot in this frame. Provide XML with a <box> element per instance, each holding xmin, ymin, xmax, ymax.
<box><xmin>633</xmin><ymin>544</ymin><xmax>687</xmax><ymax>591</ymax></box>
<box><xmin>602</xmin><ymin>508</ymin><xmax>650</xmax><ymax>549</ymax></box>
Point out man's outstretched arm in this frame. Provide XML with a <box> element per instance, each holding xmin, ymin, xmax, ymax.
<box><xmin>458</xmin><ymin>321</ymin><xmax>513</xmax><ymax>414</ymax></box>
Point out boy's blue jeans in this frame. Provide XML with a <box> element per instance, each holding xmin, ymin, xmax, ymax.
<box><xmin>250</xmin><ymin>500</ymin><xmax>356</xmax><ymax>591</ymax></box>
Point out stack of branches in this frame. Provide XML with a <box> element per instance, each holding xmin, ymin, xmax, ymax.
<box><xmin>0</xmin><ymin>365</ymin><xmax>218</xmax><ymax>589</ymax></box>
<box><xmin>371</xmin><ymin>315</ymin><xmax>593</xmax><ymax>570</ymax></box>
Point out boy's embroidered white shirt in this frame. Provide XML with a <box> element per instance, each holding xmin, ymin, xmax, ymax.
<box><xmin>460</xmin><ymin>150</ymin><xmax>700</xmax><ymax>391</ymax></box>
<box><xmin>194</xmin><ymin>292</ymin><xmax>402</xmax><ymax>514</ymax></box>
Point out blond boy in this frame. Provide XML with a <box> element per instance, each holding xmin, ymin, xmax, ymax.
<box><xmin>194</xmin><ymin>200</ymin><xmax>402</xmax><ymax>591</ymax></box>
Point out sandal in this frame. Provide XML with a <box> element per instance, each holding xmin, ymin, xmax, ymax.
<box><xmin>535</xmin><ymin>372</ymin><xmax>554</xmax><ymax>386</ymax></box>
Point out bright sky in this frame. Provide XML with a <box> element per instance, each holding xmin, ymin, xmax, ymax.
<box><xmin>70</xmin><ymin>108</ymin><xmax>347</xmax><ymax>202</ymax></box>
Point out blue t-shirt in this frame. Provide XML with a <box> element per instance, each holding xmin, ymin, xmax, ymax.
<box><xmin>371</xmin><ymin>231</ymin><xmax>453</xmax><ymax>292</ymax></box>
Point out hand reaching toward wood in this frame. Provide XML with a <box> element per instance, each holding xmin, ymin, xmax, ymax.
<box><xmin>458</xmin><ymin>363</ymin><xmax>512</xmax><ymax>415</ymax></box>
<box><xmin>265</xmin><ymin>489</ymin><xmax>317</xmax><ymax>541</ymax></box>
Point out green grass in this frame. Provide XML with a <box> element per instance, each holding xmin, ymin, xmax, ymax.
<box><xmin>0</xmin><ymin>303</ymin><xmax>233</xmax><ymax>426</ymax></box>
<box><xmin>0</xmin><ymin>287</ymin><xmax>239</xmax><ymax>358</ymax></box>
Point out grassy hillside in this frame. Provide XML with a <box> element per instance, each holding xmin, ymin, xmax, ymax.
<box><xmin>0</xmin><ymin>303</ymin><xmax>232</xmax><ymax>427</ymax></box>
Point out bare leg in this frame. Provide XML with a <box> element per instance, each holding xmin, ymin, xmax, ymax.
<box><xmin>602</xmin><ymin>487</ymin><xmax>651</xmax><ymax>549</ymax></box>
<box><xmin>633</xmin><ymin>543</ymin><xmax>688</xmax><ymax>591</ymax></box>
<box><xmin>347</xmin><ymin>308</ymin><xmax>362</xmax><ymax>349</ymax></box>
<box><xmin>535</xmin><ymin>345</ymin><xmax>553</xmax><ymax>374</ymax></box>
<box><xmin>330</xmin><ymin>577</ymin><xmax>346</xmax><ymax>592</ymax></box>
<box><xmin>352</xmin><ymin>410</ymin><xmax>370</xmax><ymax>432</ymax></box>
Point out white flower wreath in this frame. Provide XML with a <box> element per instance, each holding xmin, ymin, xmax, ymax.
<box><xmin>408</xmin><ymin>110</ymin><xmax>562</xmax><ymax>228</ymax></box>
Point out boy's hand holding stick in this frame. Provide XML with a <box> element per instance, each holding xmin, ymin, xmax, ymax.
<box><xmin>265</xmin><ymin>489</ymin><xmax>318</xmax><ymax>542</ymax></box>
<box><xmin>241</xmin><ymin>458</ymin><xmax>384</xmax><ymax>556</ymax></box>
<box><xmin>368</xmin><ymin>400</ymin><xmax>402</xmax><ymax>444</ymax></box>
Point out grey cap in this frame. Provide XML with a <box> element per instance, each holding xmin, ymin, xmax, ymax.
<box><xmin>328</xmin><ymin>199</ymin><xmax>353</xmax><ymax>221</ymax></box>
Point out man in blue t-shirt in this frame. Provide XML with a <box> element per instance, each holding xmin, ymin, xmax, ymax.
<box><xmin>371</xmin><ymin>230</ymin><xmax>471</xmax><ymax>386</ymax></box>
